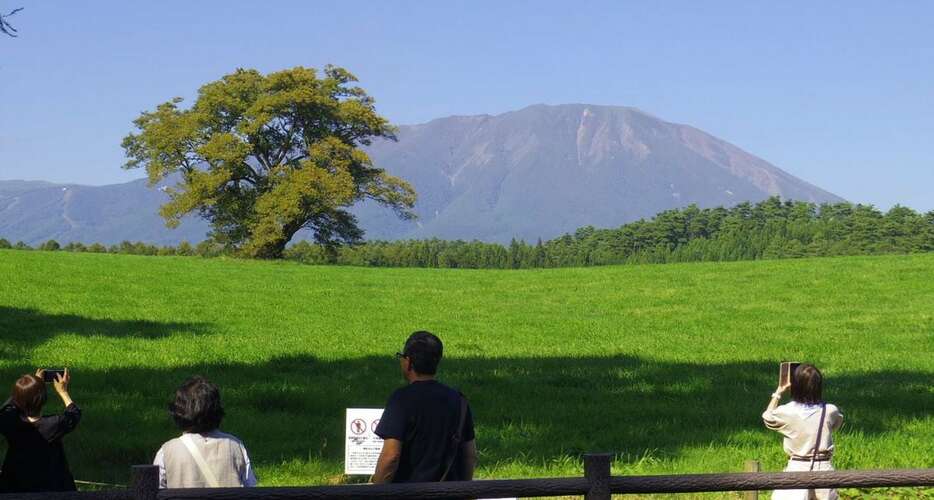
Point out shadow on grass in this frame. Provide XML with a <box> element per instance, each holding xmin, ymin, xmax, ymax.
<box><xmin>0</xmin><ymin>353</ymin><xmax>927</xmax><ymax>485</ymax></box>
<box><xmin>0</xmin><ymin>306</ymin><xmax>210</xmax><ymax>357</ymax></box>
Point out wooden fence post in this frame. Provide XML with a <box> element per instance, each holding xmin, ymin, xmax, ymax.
<box><xmin>744</xmin><ymin>459</ymin><xmax>761</xmax><ymax>500</ymax></box>
<box><xmin>584</xmin><ymin>453</ymin><xmax>612</xmax><ymax>500</ymax></box>
<box><xmin>130</xmin><ymin>465</ymin><xmax>159</xmax><ymax>500</ymax></box>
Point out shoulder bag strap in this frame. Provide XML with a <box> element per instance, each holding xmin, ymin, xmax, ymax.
<box><xmin>809</xmin><ymin>403</ymin><xmax>827</xmax><ymax>471</ymax></box>
<box><xmin>439</xmin><ymin>395</ymin><xmax>469</xmax><ymax>482</ymax></box>
<box><xmin>180</xmin><ymin>433</ymin><xmax>221</xmax><ymax>487</ymax></box>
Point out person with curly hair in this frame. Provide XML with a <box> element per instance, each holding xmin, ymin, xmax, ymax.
<box><xmin>153</xmin><ymin>376</ymin><xmax>257</xmax><ymax>488</ymax></box>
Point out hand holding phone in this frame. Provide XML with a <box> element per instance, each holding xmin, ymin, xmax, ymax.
<box><xmin>779</xmin><ymin>361</ymin><xmax>800</xmax><ymax>390</ymax></box>
<box><xmin>39</xmin><ymin>368</ymin><xmax>70</xmax><ymax>397</ymax></box>
<box><xmin>42</xmin><ymin>369</ymin><xmax>66</xmax><ymax>383</ymax></box>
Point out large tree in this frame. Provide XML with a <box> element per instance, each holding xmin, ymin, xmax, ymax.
<box><xmin>122</xmin><ymin>66</ymin><xmax>416</xmax><ymax>258</ymax></box>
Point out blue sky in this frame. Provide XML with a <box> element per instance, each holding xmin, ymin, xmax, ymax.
<box><xmin>1</xmin><ymin>1</ymin><xmax>932</xmax><ymax>211</ymax></box>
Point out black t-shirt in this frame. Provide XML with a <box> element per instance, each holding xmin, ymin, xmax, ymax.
<box><xmin>0</xmin><ymin>399</ymin><xmax>81</xmax><ymax>493</ymax></box>
<box><xmin>374</xmin><ymin>380</ymin><xmax>475</xmax><ymax>483</ymax></box>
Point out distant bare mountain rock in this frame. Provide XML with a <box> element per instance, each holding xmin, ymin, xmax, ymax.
<box><xmin>0</xmin><ymin>180</ymin><xmax>57</xmax><ymax>196</ymax></box>
<box><xmin>0</xmin><ymin>104</ymin><xmax>843</xmax><ymax>246</ymax></box>
<box><xmin>0</xmin><ymin>178</ymin><xmax>209</xmax><ymax>245</ymax></box>
<box><xmin>356</xmin><ymin>104</ymin><xmax>844</xmax><ymax>242</ymax></box>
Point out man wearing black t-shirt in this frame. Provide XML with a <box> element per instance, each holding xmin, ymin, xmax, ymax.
<box><xmin>372</xmin><ymin>331</ymin><xmax>477</xmax><ymax>483</ymax></box>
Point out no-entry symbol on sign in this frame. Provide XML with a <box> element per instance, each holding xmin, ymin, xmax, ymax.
<box><xmin>345</xmin><ymin>408</ymin><xmax>385</xmax><ymax>475</ymax></box>
<box><xmin>350</xmin><ymin>418</ymin><xmax>367</xmax><ymax>435</ymax></box>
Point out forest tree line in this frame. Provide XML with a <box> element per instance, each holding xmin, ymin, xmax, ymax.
<box><xmin>3</xmin><ymin>198</ymin><xmax>933</xmax><ymax>269</ymax></box>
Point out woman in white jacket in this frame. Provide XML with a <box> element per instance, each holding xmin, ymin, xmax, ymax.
<box><xmin>763</xmin><ymin>364</ymin><xmax>843</xmax><ymax>500</ymax></box>
<box><xmin>154</xmin><ymin>376</ymin><xmax>257</xmax><ymax>489</ymax></box>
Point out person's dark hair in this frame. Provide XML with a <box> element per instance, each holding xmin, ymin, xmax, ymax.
<box><xmin>790</xmin><ymin>363</ymin><xmax>824</xmax><ymax>405</ymax></box>
<box><xmin>169</xmin><ymin>376</ymin><xmax>225</xmax><ymax>433</ymax></box>
<box><xmin>402</xmin><ymin>330</ymin><xmax>443</xmax><ymax>375</ymax></box>
<box><xmin>11</xmin><ymin>374</ymin><xmax>47</xmax><ymax>419</ymax></box>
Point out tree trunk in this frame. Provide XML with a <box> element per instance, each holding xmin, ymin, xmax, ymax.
<box><xmin>250</xmin><ymin>238</ymin><xmax>288</xmax><ymax>259</ymax></box>
<box><xmin>248</xmin><ymin>221</ymin><xmax>303</xmax><ymax>259</ymax></box>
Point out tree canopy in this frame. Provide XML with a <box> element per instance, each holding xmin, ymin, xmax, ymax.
<box><xmin>122</xmin><ymin>66</ymin><xmax>416</xmax><ymax>258</ymax></box>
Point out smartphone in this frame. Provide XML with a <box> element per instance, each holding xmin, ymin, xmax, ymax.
<box><xmin>779</xmin><ymin>362</ymin><xmax>800</xmax><ymax>387</ymax></box>
<box><xmin>42</xmin><ymin>369</ymin><xmax>66</xmax><ymax>383</ymax></box>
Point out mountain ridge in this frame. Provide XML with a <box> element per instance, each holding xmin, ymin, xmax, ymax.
<box><xmin>1</xmin><ymin>103</ymin><xmax>844</xmax><ymax>245</ymax></box>
<box><xmin>355</xmin><ymin>103</ymin><xmax>843</xmax><ymax>242</ymax></box>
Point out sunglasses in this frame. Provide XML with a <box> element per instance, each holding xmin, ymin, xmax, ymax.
<box><xmin>395</xmin><ymin>352</ymin><xmax>408</xmax><ymax>359</ymax></box>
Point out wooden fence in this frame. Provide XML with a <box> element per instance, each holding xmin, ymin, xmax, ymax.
<box><xmin>2</xmin><ymin>455</ymin><xmax>932</xmax><ymax>500</ymax></box>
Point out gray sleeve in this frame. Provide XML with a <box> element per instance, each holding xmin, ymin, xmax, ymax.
<box><xmin>240</xmin><ymin>442</ymin><xmax>258</xmax><ymax>487</ymax></box>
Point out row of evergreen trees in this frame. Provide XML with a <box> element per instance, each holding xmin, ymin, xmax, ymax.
<box><xmin>286</xmin><ymin>198</ymin><xmax>934</xmax><ymax>268</ymax></box>
<box><xmin>0</xmin><ymin>238</ymin><xmax>225</xmax><ymax>257</ymax></box>
<box><xmin>4</xmin><ymin>198</ymin><xmax>933</xmax><ymax>268</ymax></box>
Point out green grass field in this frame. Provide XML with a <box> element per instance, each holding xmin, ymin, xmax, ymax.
<box><xmin>0</xmin><ymin>249</ymin><xmax>932</xmax><ymax>497</ymax></box>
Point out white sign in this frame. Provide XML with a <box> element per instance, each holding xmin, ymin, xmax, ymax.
<box><xmin>344</xmin><ymin>408</ymin><xmax>385</xmax><ymax>475</ymax></box>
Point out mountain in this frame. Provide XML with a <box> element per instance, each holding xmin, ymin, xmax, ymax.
<box><xmin>0</xmin><ymin>104</ymin><xmax>843</xmax><ymax>246</ymax></box>
<box><xmin>355</xmin><ymin>104</ymin><xmax>844</xmax><ymax>242</ymax></box>
<box><xmin>0</xmin><ymin>178</ymin><xmax>209</xmax><ymax>246</ymax></box>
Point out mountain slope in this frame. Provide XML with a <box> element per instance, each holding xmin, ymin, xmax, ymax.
<box><xmin>0</xmin><ymin>104</ymin><xmax>843</xmax><ymax>245</ymax></box>
<box><xmin>0</xmin><ymin>178</ymin><xmax>209</xmax><ymax>245</ymax></box>
<box><xmin>356</xmin><ymin>104</ymin><xmax>843</xmax><ymax>242</ymax></box>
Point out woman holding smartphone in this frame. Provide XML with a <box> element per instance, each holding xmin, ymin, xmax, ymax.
<box><xmin>763</xmin><ymin>363</ymin><xmax>844</xmax><ymax>500</ymax></box>
<box><xmin>0</xmin><ymin>369</ymin><xmax>81</xmax><ymax>493</ymax></box>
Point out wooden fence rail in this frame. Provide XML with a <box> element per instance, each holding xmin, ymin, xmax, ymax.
<box><xmin>1</xmin><ymin>455</ymin><xmax>932</xmax><ymax>500</ymax></box>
